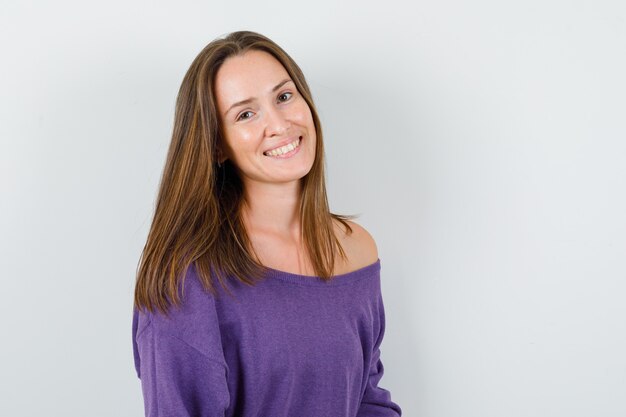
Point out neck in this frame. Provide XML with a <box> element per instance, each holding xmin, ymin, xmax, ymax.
<box><xmin>241</xmin><ymin>178</ymin><xmax>303</xmax><ymax>240</ymax></box>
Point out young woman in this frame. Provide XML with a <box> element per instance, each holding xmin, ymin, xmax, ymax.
<box><xmin>132</xmin><ymin>30</ymin><xmax>402</xmax><ymax>417</ymax></box>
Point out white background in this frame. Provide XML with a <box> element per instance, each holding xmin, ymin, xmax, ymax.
<box><xmin>1</xmin><ymin>1</ymin><xmax>625</xmax><ymax>416</ymax></box>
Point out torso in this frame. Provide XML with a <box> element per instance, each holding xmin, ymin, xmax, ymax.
<box><xmin>247</xmin><ymin>219</ymin><xmax>374</xmax><ymax>276</ymax></box>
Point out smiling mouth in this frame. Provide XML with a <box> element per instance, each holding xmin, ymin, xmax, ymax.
<box><xmin>263</xmin><ymin>136</ymin><xmax>302</xmax><ymax>157</ymax></box>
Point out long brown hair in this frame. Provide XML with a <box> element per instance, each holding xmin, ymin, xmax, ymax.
<box><xmin>134</xmin><ymin>30</ymin><xmax>357</xmax><ymax>315</ymax></box>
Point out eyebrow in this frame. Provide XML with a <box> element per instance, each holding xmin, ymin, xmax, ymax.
<box><xmin>223</xmin><ymin>78</ymin><xmax>294</xmax><ymax>117</ymax></box>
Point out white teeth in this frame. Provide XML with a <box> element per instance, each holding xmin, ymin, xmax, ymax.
<box><xmin>264</xmin><ymin>138</ymin><xmax>301</xmax><ymax>157</ymax></box>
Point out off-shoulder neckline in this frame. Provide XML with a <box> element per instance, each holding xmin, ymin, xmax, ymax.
<box><xmin>262</xmin><ymin>258</ymin><xmax>381</xmax><ymax>286</ymax></box>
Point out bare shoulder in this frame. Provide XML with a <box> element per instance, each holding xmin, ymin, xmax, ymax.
<box><xmin>333</xmin><ymin>218</ymin><xmax>379</xmax><ymax>272</ymax></box>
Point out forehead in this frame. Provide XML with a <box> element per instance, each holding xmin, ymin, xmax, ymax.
<box><xmin>214</xmin><ymin>50</ymin><xmax>291</xmax><ymax>109</ymax></box>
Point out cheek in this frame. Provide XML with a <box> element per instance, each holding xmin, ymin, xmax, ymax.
<box><xmin>291</xmin><ymin>100</ymin><xmax>313</xmax><ymax>122</ymax></box>
<box><xmin>225</xmin><ymin>128</ymin><xmax>256</xmax><ymax>150</ymax></box>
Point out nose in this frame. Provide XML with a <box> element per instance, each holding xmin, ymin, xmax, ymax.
<box><xmin>264</xmin><ymin>105</ymin><xmax>291</xmax><ymax>136</ymax></box>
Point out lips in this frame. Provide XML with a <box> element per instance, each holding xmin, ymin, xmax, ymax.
<box><xmin>263</xmin><ymin>136</ymin><xmax>302</xmax><ymax>154</ymax></box>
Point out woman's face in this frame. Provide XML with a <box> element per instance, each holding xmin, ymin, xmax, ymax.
<box><xmin>214</xmin><ymin>49</ymin><xmax>316</xmax><ymax>186</ymax></box>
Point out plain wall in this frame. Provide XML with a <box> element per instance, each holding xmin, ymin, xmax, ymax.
<box><xmin>1</xmin><ymin>0</ymin><xmax>625</xmax><ymax>416</ymax></box>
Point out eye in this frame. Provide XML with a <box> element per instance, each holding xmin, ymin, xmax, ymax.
<box><xmin>235</xmin><ymin>92</ymin><xmax>293</xmax><ymax>122</ymax></box>
<box><xmin>278</xmin><ymin>91</ymin><xmax>293</xmax><ymax>102</ymax></box>
<box><xmin>236</xmin><ymin>111</ymin><xmax>253</xmax><ymax>121</ymax></box>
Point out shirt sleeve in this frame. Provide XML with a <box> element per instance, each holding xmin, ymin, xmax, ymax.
<box><xmin>356</xmin><ymin>291</ymin><xmax>402</xmax><ymax>417</ymax></box>
<box><xmin>133</xmin><ymin>266</ymin><xmax>230</xmax><ymax>417</ymax></box>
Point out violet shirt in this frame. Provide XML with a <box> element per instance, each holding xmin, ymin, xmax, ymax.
<box><xmin>132</xmin><ymin>258</ymin><xmax>402</xmax><ymax>417</ymax></box>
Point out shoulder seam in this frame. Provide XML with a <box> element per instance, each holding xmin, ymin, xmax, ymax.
<box><xmin>139</xmin><ymin>322</ymin><xmax>229</xmax><ymax>370</ymax></box>
<box><xmin>134</xmin><ymin>314</ymin><xmax>153</xmax><ymax>341</ymax></box>
<box><xmin>165</xmin><ymin>332</ymin><xmax>229</xmax><ymax>370</ymax></box>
